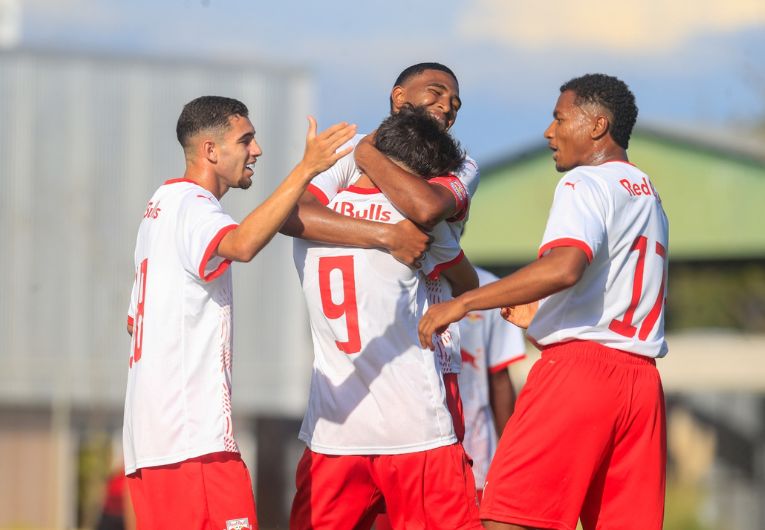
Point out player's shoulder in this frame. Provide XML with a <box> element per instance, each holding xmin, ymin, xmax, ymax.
<box><xmin>556</xmin><ymin>166</ymin><xmax>611</xmax><ymax>196</ymax></box>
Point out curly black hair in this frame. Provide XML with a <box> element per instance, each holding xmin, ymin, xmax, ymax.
<box><xmin>374</xmin><ymin>105</ymin><xmax>465</xmax><ymax>178</ymax></box>
<box><xmin>176</xmin><ymin>95</ymin><xmax>249</xmax><ymax>148</ymax></box>
<box><xmin>560</xmin><ymin>74</ymin><xmax>638</xmax><ymax>149</ymax></box>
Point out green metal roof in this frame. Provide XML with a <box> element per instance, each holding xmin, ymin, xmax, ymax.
<box><xmin>462</xmin><ymin>129</ymin><xmax>765</xmax><ymax>265</ymax></box>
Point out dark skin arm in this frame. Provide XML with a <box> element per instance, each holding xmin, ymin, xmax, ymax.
<box><xmin>354</xmin><ymin>135</ymin><xmax>460</xmax><ymax>230</ymax></box>
<box><xmin>488</xmin><ymin>368</ymin><xmax>516</xmax><ymax>434</ymax></box>
<box><xmin>280</xmin><ymin>191</ymin><xmax>431</xmax><ymax>267</ymax></box>
<box><xmin>419</xmin><ymin>246</ymin><xmax>589</xmax><ymax>348</ymax></box>
<box><xmin>439</xmin><ymin>254</ymin><xmax>479</xmax><ymax>296</ymax></box>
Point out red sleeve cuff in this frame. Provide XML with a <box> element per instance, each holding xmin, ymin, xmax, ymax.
<box><xmin>198</xmin><ymin>224</ymin><xmax>238</xmax><ymax>282</ymax></box>
<box><xmin>429</xmin><ymin>175</ymin><xmax>469</xmax><ymax>221</ymax></box>
<box><xmin>307</xmin><ymin>184</ymin><xmax>330</xmax><ymax>206</ymax></box>
<box><xmin>427</xmin><ymin>250</ymin><xmax>465</xmax><ymax>280</ymax></box>
<box><xmin>538</xmin><ymin>238</ymin><xmax>593</xmax><ymax>263</ymax></box>
<box><xmin>489</xmin><ymin>355</ymin><xmax>526</xmax><ymax>374</ymax></box>
<box><xmin>127</xmin><ymin>315</ymin><xmax>134</xmax><ymax>327</ymax></box>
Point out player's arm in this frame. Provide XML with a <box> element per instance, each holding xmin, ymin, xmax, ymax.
<box><xmin>280</xmin><ymin>191</ymin><xmax>431</xmax><ymax>267</ymax></box>
<box><xmin>127</xmin><ymin>322</ymin><xmax>133</xmax><ymax>336</ymax></box>
<box><xmin>500</xmin><ymin>301</ymin><xmax>539</xmax><ymax>329</ymax></box>
<box><xmin>354</xmin><ymin>135</ymin><xmax>459</xmax><ymax>230</ymax></box>
<box><xmin>439</xmin><ymin>254</ymin><xmax>479</xmax><ymax>296</ymax></box>
<box><xmin>217</xmin><ymin>118</ymin><xmax>356</xmax><ymax>262</ymax></box>
<box><xmin>488</xmin><ymin>368</ymin><xmax>516</xmax><ymax>434</ymax></box>
<box><xmin>419</xmin><ymin>246</ymin><xmax>588</xmax><ymax>347</ymax></box>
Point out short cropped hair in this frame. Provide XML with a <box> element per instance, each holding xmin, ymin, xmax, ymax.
<box><xmin>176</xmin><ymin>96</ymin><xmax>249</xmax><ymax>148</ymax></box>
<box><xmin>374</xmin><ymin>105</ymin><xmax>465</xmax><ymax>178</ymax></box>
<box><xmin>560</xmin><ymin>74</ymin><xmax>638</xmax><ymax>149</ymax></box>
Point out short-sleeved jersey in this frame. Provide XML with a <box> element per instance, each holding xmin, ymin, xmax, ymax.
<box><xmin>527</xmin><ymin>162</ymin><xmax>669</xmax><ymax>358</ymax></box>
<box><xmin>123</xmin><ymin>178</ymin><xmax>240</xmax><ymax>475</ymax></box>
<box><xmin>458</xmin><ymin>267</ymin><xmax>526</xmax><ymax>488</ymax></box>
<box><xmin>307</xmin><ymin>134</ymin><xmax>480</xmax><ymax>239</ymax></box>
<box><xmin>293</xmin><ymin>185</ymin><xmax>464</xmax><ymax>454</ymax></box>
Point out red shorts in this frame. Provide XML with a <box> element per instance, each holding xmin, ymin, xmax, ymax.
<box><xmin>480</xmin><ymin>340</ymin><xmax>666</xmax><ymax>530</ymax></box>
<box><xmin>127</xmin><ymin>451</ymin><xmax>257</xmax><ymax>530</ymax></box>
<box><xmin>290</xmin><ymin>443</ymin><xmax>481</xmax><ymax>530</ymax></box>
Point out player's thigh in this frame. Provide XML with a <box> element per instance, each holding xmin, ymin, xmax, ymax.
<box><xmin>199</xmin><ymin>452</ymin><xmax>258</xmax><ymax>530</ymax></box>
<box><xmin>290</xmin><ymin>448</ymin><xmax>382</xmax><ymax>530</ymax></box>
<box><xmin>375</xmin><ymin>443</ymin><xmax>481</xmax><ymax>530</ymax></box>
<box><xmin>479</xmin><ymin>348</ymin><xmax>622</xmax><ymax>530</ymax></box>
<box><xmin>126</xmin><ymin>452</ymin><xmax>257</xmax><ymax>530</ymax></box>
<box><xmin>580</xmin><ymin>366</ymin><xmax>666</xmax><ymax>530</ymax></box>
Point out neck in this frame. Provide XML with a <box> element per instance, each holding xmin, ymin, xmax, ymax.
<box><xmin>587</xmin><ymin>144</ymin><xmax>628</xmax><ymax>166</ymax></box>
<box><xmin>182</xmin><ymin>165</ymin><xmax>226</xmax><ymax>200</ymax></box>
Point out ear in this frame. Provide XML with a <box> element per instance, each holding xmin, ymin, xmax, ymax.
<box><xmin>591</xmin><ymin>115</ymin><xmax>610</xmax><ymax>141</ymax></box>
<box><xmin>202</xmin><ymin>138</ymin><xmax>218</xmax><ymax>163</ymax></box>
<box><xmin>390</xmin><ymin>85</ymin><xmax>406</xmax><ymax>112</ymax></box>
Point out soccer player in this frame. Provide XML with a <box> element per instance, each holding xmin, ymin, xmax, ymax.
<box><xmin>281</xmin><ymin>62</ymin><xmax>479</xmax><ymax>270</ymax></box>
<box><xmin>458</xmin><ymin>266</ymin><xmax>525</xmax><ymax>500</ymax></box>
<box><xmin>290</xmin><ymin>107</ymin><xmax>482</xmax><ymax>530</ymax></box>
<box><xmin>123</xmin><ymin>96</ymin><xmax>355</xmax><ymax>530</ymax></box>
<box><xmin>419</xmin><ymin>74</ymin><xmax>669</xmax><ymax>530</ymax></box>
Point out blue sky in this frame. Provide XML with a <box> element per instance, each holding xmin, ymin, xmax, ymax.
<box><xmin>15</xmin><ymin>0</ymin><xmax>765</xmax><ymax>162</ymax></box>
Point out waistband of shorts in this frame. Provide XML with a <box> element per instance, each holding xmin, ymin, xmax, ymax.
<box><xmin>541</xmin><ymin>340</ymin><xmax>656</xmax><ymax>366</ymax></box>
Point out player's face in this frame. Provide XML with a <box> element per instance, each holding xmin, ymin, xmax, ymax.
<box><xmin>217</xmin><ymin>115</ymin><xmax>262</xmax><ymax>190</ymax></box>
<box><xmin>544</xmin><ymin>90</ymin><xmax>596</xmax><ymax>172</ymax></box>
<box><xmin>392</xmin><ymin>69</ymin><xmax>461</xmax><ymax>130</ymax></box>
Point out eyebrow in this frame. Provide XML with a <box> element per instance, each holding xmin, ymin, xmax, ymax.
<box><xmin>430</xmin><ymin>83</ymin><xmax>462</xmax><ymax>108</ymax></box>
<box><xmin>238</xmin><ymin>131</ymin><xmax>255</xmax><ymax>142</ymax></box>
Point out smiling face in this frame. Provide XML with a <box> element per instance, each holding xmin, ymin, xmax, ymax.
<box><xmin>391</xmin><ymin>69</ymin><xmax>461</xmax><ymax>130</ymax></box>
<box><xmin>215</xmin><ymin>114</ymin><xmax>262</xmax><ymax>190</ymax></box>
<box><xmin>543</xmin><ymin>90</ymin><xmax>599</xmax><ymax>172</ymax></box>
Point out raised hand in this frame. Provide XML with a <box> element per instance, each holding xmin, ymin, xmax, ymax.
<box><xmin>299</xmin><ymin>116</ymin><xmax>356</xmax><ymax>176</ymax></box>
<box><xmin>500</xmin><ymin>301</ymin><xmax>539</xmax><ymax>329</ymax></box>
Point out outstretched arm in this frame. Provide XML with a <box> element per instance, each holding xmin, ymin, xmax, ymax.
<box><xmin>354</xmin><ymin>136</ymin><xmax>460</xmax><ymax>230</ymax></box>
<box><xmin>280</xmin><ymin>191</ymin><xmax>431</xmax><ymax>267</ymax></box>
<box><xmin>217</xmin><ymin>118</ymin><xmax>356</xmax><ymax>262</ymax></box>
<box><xmin>418</xmin><ymin>246</ymin><xmax>588</xmax><ymax>348</ymax></box>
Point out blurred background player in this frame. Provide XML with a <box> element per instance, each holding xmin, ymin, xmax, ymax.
<box><xmin>419</xmin><ymin>73</ymin><xmax>669</xmax><ymax>530</ymax></box>
<box><xmin>124</xmin><ymin>96</ymin><xmax>355</xmax><ymax>530</ymax></box>
<box><xmin>290</xmin><ymin>106</ymin><xmax>481</xmax><ymax>530</ymax></box>
<box><xmin>458</xmin><ymin>266</ymin><xmax>526</xmax><ymax>500</ymax></box>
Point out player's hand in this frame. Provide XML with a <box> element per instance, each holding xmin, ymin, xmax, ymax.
<box><xmin>386</xmin><ymin>219</ymin><xmax>432</xmax><ymax>267</ymax></box>
<box><xmin>353</xmin><ymin>130</ymin><xmax>378</xmax><ymax>171</ymax></box>
<box><xmin>500</xmin><ymin>301</ymin><xmax>539</xmax><ymax>329</ymax></box>
<box><xmin>418</xmin><ymin>298</ymin><xmax>468</xmax><ymax>350</ymax></box>
<box><xmin>299</xmin><ymin>116</ymin><xmax>356</xmax><ymax>177</ymax></box>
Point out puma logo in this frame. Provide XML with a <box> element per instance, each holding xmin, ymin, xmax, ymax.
<box><xmin>564</xmin><ymin>180</ymin><xmax>580</xmax><ymax>190</ymax></box>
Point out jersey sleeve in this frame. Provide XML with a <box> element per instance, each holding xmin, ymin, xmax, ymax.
<box><xmin>177</xmin><ymin>192</ymin><xmax>238</xmax><ymax>282</ymax></box>
<box><xmin>538</xmin><ymin>169</ymin><xmax>607</xmax><ymax>263</ymax></box>
<box><xmin>486</xmin><ymin>309</ymin><xmax>526</xmax><ymax>373</ymax></box>
<box><xmin>428</xmin><ymin>155</ymin><xmax>479</xmax><ymax>222</ymax></box>
<box><xmin>306</xmin><ymin>134</ymin><xmax>364</xmax><ymax>205</ymax></box>
<box><xmin>421</xmin><ymin>221</ymin><xmax>463</xmax><ymax>279</ymax></box>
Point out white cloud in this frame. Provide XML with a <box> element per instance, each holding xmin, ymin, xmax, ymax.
<box><xmin>457</xmin><ymin>0</ymin><xmax>765</xmax><ymax>52</ymax></box>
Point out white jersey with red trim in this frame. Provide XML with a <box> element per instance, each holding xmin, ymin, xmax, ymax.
<box><xmin>458</xmin><ymin>267</ymin><xmax>526</xmax><ymax>488</ymax></box>
<box><xmin>293</xmin><ymin>185</ymin><xmax>464</xmax><ymax>454</ymax></box>
<box><xmin>307</xmin><ymin>133</ymin><xmax>479</xmax><ymax>239</ymax></box>
<box><xmin>527</xmin><ymin>162</ymin><xmax>669</xmax><ymax>358</ymax></box>
<box><xmin>123</xmin><ymin>179</ymin><xmax>240</xmax><ymax>475</ymax></box>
